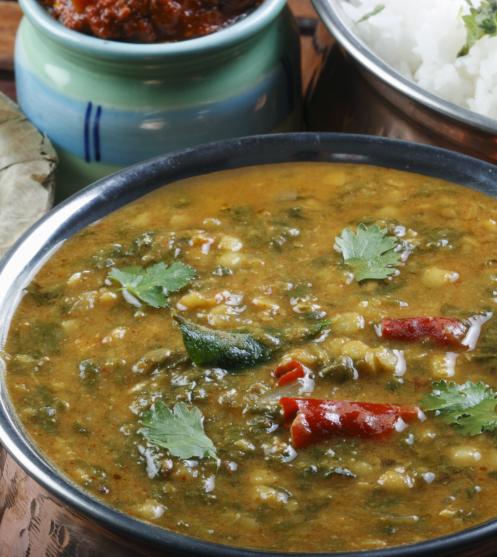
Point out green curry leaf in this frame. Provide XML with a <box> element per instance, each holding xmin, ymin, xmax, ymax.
<box><xmin>108</xmin><ymin>261</ymin><xmax>196</xmax><ymax>309</ymax></box>
<box><xmin>459</xmin><ymin>0</ymin><xmax>497</xmax><ymax>56</ymax></box>
<box><xmin>174</xmin><ymin>315</ymin><xmax>271</xmax><ymax>370</ymax></box>
<box><xmin>140</xmin><ymin>401</ymin><xmax>217</xmax><ymax>460</ymax></box>
<box><xmin>335</xmin><ymin>224</ymin><xmax>401</xmax><ymax>282</ymax></box>
<box><xmin>421</xmin><ymin>380</ymin><xmax>497</xmax><ymax>436</ymax></box>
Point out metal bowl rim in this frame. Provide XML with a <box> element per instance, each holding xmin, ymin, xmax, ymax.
<box><xmin>1</xmin><ymin>132</ymin><xmax>497</xmax><ymax>557</ymax></box>
<box><xmin>312</xmin><ymin>0</ymin><xmax>497</xmax><ymax>136</ymax></box>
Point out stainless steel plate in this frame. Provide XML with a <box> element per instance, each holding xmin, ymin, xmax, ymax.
<box><xmin>308</xmin><ymin>0</ymin><xmax>497</xmax><ymax>162</ymax></box>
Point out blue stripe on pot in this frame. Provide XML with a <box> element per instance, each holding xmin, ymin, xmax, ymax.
<box><xmin>16</xmin><ymin>63</ymin><xmax>296</xmax><ymax>167</ymax></box>
<box><xmin>93</xmin><ymin>105</ymin><xmax>103</xmax><ymax>163</ymax></box>
<box><xmin>84</xmin><ymin>102</ymin><xmax>92</xmax><ymax>163</ymax></box>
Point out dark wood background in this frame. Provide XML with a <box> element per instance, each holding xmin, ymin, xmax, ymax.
<box><xmin>0</xmin><ymin>0</ymin><xmax>318</xmax><ymax>101</ymax></box>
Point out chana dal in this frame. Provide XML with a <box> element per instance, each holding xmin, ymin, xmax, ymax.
<box><xmin>5</xmin><ymin>162</ymin><xmax>497</xmax><ymax>553</ymax></box>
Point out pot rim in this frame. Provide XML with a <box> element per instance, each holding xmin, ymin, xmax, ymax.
<box><xmin>2</xmin><ymin>132</ymin><xmax>497</xmax><ymax>557</ymax></box>
<box><xmin>312</xmin><ymin>0</ymin><xmax>497</xmax><ymax>136</ymax></box>
<box><xmin>18</xmin><ymin>0</ymin><xmax>286</xmax><ymax>61</ymax></box>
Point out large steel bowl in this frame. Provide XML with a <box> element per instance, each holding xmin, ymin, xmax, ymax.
<box><xmin>307</xmin><ymin>0</ymin><xmax>497</xmax><ymax>163</ymax></box>
<box><xmin>1</xmin><ymin>133</ymin><xmax>497</xmax><ymax>557</ymax></box>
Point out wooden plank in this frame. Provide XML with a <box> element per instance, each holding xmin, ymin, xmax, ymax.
<box><xmin>288</xmin><ymin>0</ymin><xmax>316</xmax><ymax>19</ymax></box>
<box><xmin>0</xmin><ymin>74</ymin><xmax>15</xmax><ymax>100</ymax></box>
<box><xmin>301</xmin><ymin>36</ymin><xmax>315</xmax><ymax>90</ymax></box>
<box><xmin>289</xmin><ymin>1</ymin><xmax>318</xmax><ymax>90</ymax></box>
<box><xmin>0</xmin><ymin>1</ymin><xmax>21</xmax><ymax>72</ymax></box>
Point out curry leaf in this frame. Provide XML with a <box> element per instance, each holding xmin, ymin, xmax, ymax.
<box><xmin>174</xmin><ymin>315</ymin><xmax>271</xmax><ymax>370</ymax></box>
<box><xmin>140</xmin><ymin>401</ymin><xmax>217</xmax><ymax>460</ymax></box>
<box><xmin>421</xmin><ymin>380</ymin><xmax>497</xmax><ymax>436</ymax></box>
<box><xmin>335</xmin><ymin>224</ymin><xmax>401</xmax><ymax>282</ymax></box>
<box><xmin>459</xmin><ymin>0</ymin><xmax>497</xmax><ymax>56</ymax></box>
<box><xmin>108</xmin><ymin>261</ymin><xmax>196</xmax><ymax>308</ymax></box>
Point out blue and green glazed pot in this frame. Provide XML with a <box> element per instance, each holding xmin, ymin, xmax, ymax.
<box><xmin>15</xmin><ymin>0</ymin><xmax>302</xmax><ymax>198</ymax></box>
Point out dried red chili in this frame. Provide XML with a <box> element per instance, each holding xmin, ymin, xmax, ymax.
<box><xmin>379</xmin><ymin>317</ymin><xmax>467</xmax><ymax>347</ymax></box>
<box><xmin>280</xmin><ymin>397</ymin><xmax>421</xmax><ymax>448</ymax></box>
<box><xmin>273</xmin><ymin>359</ymin><xmax>306</xmax><ymax>387</ymax></box>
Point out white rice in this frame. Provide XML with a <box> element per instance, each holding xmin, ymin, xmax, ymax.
<box><xmin>338</xmin><ymin>0</ymin><xmax>497</xmax><ymax>120</ymax></box>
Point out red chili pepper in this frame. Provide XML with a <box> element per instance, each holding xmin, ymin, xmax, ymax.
<box><xmin>280</xmin><ymin>397</ymin><xmax>421</xmax><ymax>448</ymax></box>
<box><xmin>273</xmin><ymin>360</ymin><xmax>305</xmax><ymax>387</ymax></box>
<box><xmin>380</xmin><ymin>317</ymin><xmax>466</xmax><ymax>347</ymax></box>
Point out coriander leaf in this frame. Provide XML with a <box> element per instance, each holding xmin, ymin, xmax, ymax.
<box><xmin>149</xmin><ymin>261</ymin><xmax>196</xmax><ymax>292</ymax></box>
<box><xmin>174</xmin><ymin>315</ymin><xmax>271</xmax><ymax>370</ymax></box>
<box><xmin>421</xmin><ymin>380</ymin><xmax>497</xmax><ymax>436</ymax></box>
<box><xmin>140</xmin><ymin>401</ymin><xmax>217</xmax><ymax>460</ymax></box>
<box><xmin>108</xmin><ymin>261</ymin><xmax>196</xmax><ymax>308</ymax></box>
<box><xmin>357</xmin><ymin>3</ymin><xmax>385</xmax><ymax>23</ymax></box>
<box><xmin>456</xmin><ymin>399</ymin><xmax>497</xmax><ymax>436</ymax></box>
<box><xmin>459</xmin><ymin>0</ymin><xmax>497</xmax><ymax>56</ymax></box>
<box><xmin>422</xmin><ymin>380</ymin><xmax>492</xmax><ymax>412</ymax></box>
<box><xmin>334</xmin><ymin>224</ymin><xmax>401</xmax><ymax>282</ymax></box>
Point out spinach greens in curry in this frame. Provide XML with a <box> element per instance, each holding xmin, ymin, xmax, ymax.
<box><xmin>5</xmin><ymin>162</ymin><xmax>497</xmax><ymax>552</ymax></box>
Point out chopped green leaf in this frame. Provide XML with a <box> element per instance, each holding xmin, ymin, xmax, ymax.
<box><xmin>280</xmin><ymin>319</ymin><xmax>331</xmax><ymax>344</ymax></box>
<box><xmin>72</xmin><ymin>421</ymin><xmax>90</xmax><ymax>435</ymax></box>
<box><xmin>140</xmin><ymin>401</ymin><xmax>217</xmax><ymax>460</ymax></box>
<box><xmin>459</xmin><ymin>0</ymin><xmax>497</xmax><ymax>56</ymax></box>
<box><xmin>14</xmin><ymin>321</ymin><xmax>64</xmax><ymax>358</ymax></box>
<box><xmin>78</xmin><ymin>359</ymin><xmax>100</xmax><ymax>388</ymax></box>
<box><xmin>108</xmin><ymin>261</ymin><xmax>196</xmax><ymax>308</ymax></box>
<box><xmin>174</xmin><ymin>315</ymin><xmax>271</xmax><ymax>370</ymax></box>
<box><xmin>26</xmin><ymin>282</ymin><xmax>64</xmax><ymax>306</ymax></box>
<box><xmin>421</xmin><ymin>380</ymin><xmax>497</xmax><ymax>436</ymax></box>
<box><xmin>22</xmin><ymin>385</ymin><xmax>66</xmax><ymax>433</ymax></box>
<box><xmin>357</xmin><ymin>3</ymin><xmax>385</xmax><ymax>23</ymax></box>
<box><xmin>335</xmin><ymin>224</ymin><xmax>401</xmax><ymax>282</ymax></box>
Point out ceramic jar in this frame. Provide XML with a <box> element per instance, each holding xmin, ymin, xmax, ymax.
<box><xmin>15</xmin><ymin>0</ymin><xmax>302</xmax><ymax>198</ymax></box>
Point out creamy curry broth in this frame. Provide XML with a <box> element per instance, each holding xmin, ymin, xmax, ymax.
<box><xmin>5</xmin><ymin>163</ymin><xmax>497</xmax><ymax>552</ymax></box>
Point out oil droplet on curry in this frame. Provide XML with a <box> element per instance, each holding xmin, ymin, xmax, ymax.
<box><xmin>6</xmin><ymin>163</ymin><xmax>497</xmax><ymax>553</ymax></box>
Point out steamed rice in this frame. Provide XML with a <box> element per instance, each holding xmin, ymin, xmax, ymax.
<box><xmin>338</xmin><ymin>0</ymin><xmax>497</xmax><ymax>120</ymax></box>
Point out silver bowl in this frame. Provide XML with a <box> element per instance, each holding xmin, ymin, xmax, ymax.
<box><xmin>307</xmin><ymin>0</ymin><xmax>497</xmax><ymax>163</ymax></box>
<box><xmin>1</xmin><ymin>133</ymin><xmax>497</xmax><ymax>556</ymax></box>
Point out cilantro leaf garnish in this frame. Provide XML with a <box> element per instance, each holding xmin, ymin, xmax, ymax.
<box><xmin>108</xmin><ymin>261</ymin><xmax>196</xmax><ymax>308</ymax></box>
<box><xmin>357</xmin><ymin>3</ymin><xmax>385</xmax><ymax>23</ymax></box>
<box><xmin>140</xmin><ymin>401</ymin><xmax>217</xmax><ymax>460</ymax></box>
<box><xmin>459</xmin><ymin>0</ymin><xmax>497</xmax><ymax>56</ymax></box>
<box><xmin>421</xmin><ymin>380</ymin><xmax>497</xmax><ymax>436</ymax></box>
<box><xmin>335</xmin><ymin>224</ymin><xmax>401</xmax><ymax>282</ymax></box>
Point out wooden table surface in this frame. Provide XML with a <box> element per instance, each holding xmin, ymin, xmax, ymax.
<box><xmin>0</xmin><ymin>0</ymin><xmax>318</xmax><ymax>101</ymax></box>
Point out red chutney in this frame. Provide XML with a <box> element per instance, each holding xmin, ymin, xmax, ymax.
<box><xmin>43</xmin><ymin>0</ymin><xmax>263</xmax><ymax>43</ymax></box>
